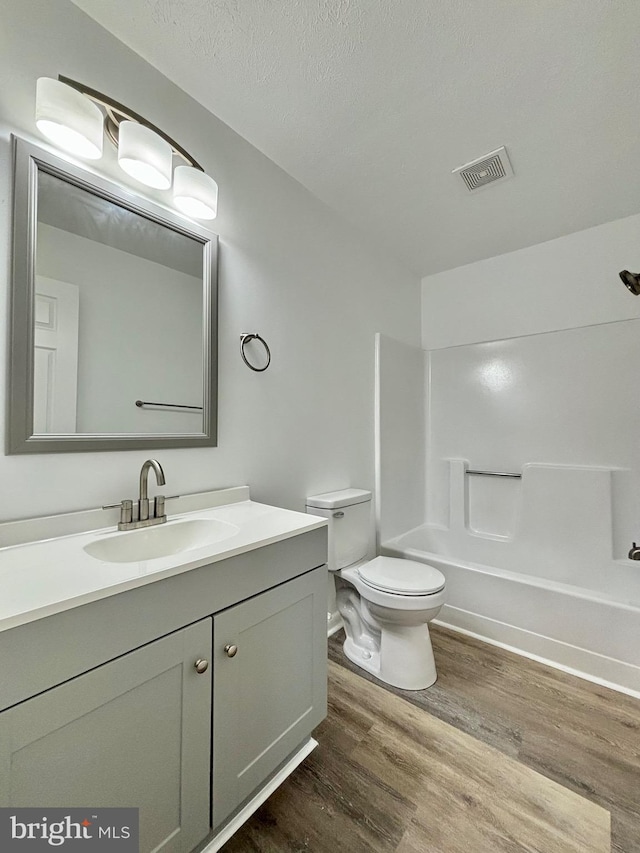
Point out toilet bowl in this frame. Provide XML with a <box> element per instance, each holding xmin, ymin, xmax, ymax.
<box><xmin>306</xmin><ymin>489</ymin><xmax>445</xmax><ymax>690</ymax></box>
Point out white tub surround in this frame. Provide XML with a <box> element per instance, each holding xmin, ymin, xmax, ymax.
<box><xmin>381</xmin><ymin>460</ymin><xmax>640</xmax><ymax>696</ymax></box>
<box><xmin>376</xmin><ymin>316</ymin><xmax>640</xmax><ymax>698</ymax></box>
<box><xmin>374</xmin><ymin>334</ymin><xmax>427</xmax><ymax>546</ymax></box>
<box><xmin>423</xmin><ymin>461</ymin><xmax>637</xmax><ymax>590</ymax></box>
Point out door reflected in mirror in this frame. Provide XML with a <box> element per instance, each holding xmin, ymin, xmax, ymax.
<box><xmin>10</xmin><ymin>138</ymin><xmax>218</xmax><ymax>453</ymax></box>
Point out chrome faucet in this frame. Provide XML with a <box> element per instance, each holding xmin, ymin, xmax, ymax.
<box><xmin>104</xmin><ymin>459</ymin><xmax>169</xmax><ymax>531</ymax></box>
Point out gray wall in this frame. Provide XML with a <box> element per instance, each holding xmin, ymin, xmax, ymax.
<box><xmin>0</xmin><ymin>0</ymin><xmax>420</xmax><ymax>521</ymax></box>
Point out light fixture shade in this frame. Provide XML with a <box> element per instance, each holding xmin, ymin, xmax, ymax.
<box><xmin>35</xmin><ymin>77</ymin><xmax>103</xmax><ymax>160</ymax></box>
<box><xmin>173</xmin><ymin>165</ymin><xmax>218</xmax><ymax>220</ymax></box>
<box><xmin>118</xmin><ymin>121</ymin><xmax>172</xmax><ymax>190</ymax></box>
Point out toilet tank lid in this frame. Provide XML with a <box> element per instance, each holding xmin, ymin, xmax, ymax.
<box><xmin>306</xmin><ymin>488</ymin><xmax>372</xmax><ymax>509</ymax></box>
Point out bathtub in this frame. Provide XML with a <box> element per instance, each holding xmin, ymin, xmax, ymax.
<box><xmin>382</xmin><ymin>523</ymin><xmax>640</xmax><ymax>698</ymax></box>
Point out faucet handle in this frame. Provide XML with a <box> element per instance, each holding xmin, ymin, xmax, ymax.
<box><xmin>102</xmin><ymin>499</ymin><xmax>134</xmax><ymax>525</ymax></box>
<box><xmin>120</xmin><ymin>499</ymin><xmax>133</xmax><ymax>525</ymax></box>
<box><xmin>153</xmin><ymin>495</ymin><xmax>166</xmax><ymax>519</ymax></box>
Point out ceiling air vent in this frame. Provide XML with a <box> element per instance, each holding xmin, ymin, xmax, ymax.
<box><xmin>452</xmin><ymin>146</ymin><xmax>513</xmax><ymax>192</ymax></box>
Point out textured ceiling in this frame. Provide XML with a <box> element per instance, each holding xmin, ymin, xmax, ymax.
<box><xmin>70</xmin><ymin>0</ymin><xmax>640</xmax><ymax>276</ymax></box>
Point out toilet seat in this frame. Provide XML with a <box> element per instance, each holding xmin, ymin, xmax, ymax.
<box><xmin>357</xmin><ymin>556</ymin><xmax>445</xmax><ymax>596</ymax></box>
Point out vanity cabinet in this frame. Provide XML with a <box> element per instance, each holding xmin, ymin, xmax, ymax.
<box><xmin>212</xmin><ymin>569</ymin><xmax>327</xmax><ymax>827</ymax></box>
<box><xmin>0</xmin><ymin>619</ymin><xmax>212</xmax><ymax>853</ymax></box>
<box><xmin>0</xmin><ymin>524</ymin><xmax>328</xmax><ymax>853</ymax></box>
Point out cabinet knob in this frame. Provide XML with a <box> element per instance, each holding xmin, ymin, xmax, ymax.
<box><xmin>194</xmin><ymin>658</ymin><xmax>209</xmax><ymax>674</ymax></box>
<box><xmin>224</xmin><ymin>644</ymin><xmax>238</xmax><ymax>658</ymax></box>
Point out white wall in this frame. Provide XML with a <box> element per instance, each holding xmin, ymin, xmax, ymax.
<box><xmin>0</xmin><ymin>0</ymin><xmax>420</xmax><ymax>522</ymax></box>
<box><xmin>422</xmin><ymin>212</ymin><xmax>640</xmax><ymax>350</ymax></box>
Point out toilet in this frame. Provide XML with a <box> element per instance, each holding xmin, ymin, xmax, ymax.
<box><xmin>306</xmin><ymin>488</ymin><xmax>445</xmax><ymax>690</ymax></box>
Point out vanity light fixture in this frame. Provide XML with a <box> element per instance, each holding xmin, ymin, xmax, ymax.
<box><xmin>118</xmin><ymin>121</ymin><xmax>173</xmax><ymax>190</ymax></box>
<box><xmin>33</xmin><ymin>76</ymin><xmax>218</xmax><ymax>218</ymax></box>
<box><xmin>173</xmin><ymin>165</ymin><xmax>218</xmax><ymax>220</ymax></box>
<box><xmin>35</xmin><ymin>77</ymin><xmax>104</xmax><ymax>160</ymax></box>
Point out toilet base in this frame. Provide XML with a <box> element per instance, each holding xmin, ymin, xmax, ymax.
<box><xmin>343</xmin><ymin>635</ymin><xmax>381</xmax><ymax>681</ymax></box>
<box><xmin>342</xmin><ymin>623</ymin><xmax>437</xmax><ymax>691</ymax></box>
<box><xmin>334</xmin><ymin>567</ymin><xmax>443</xmax><ymax>691</ymax></box>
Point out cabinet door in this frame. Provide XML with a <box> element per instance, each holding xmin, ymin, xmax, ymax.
<box><xmin>0</xmin><ymin>619</ymin><xmax>212</xmax><ymax>853</ymax></box>
<box><xmin>213</xmin><ymin>567</ymin><xmax>327</xmax><ymax>827</ymax></box>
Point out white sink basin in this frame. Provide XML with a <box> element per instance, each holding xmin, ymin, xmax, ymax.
<box><xmin>83</xmin><ymin>518</ymin><xmax>240</xmax><ymax>563</ymax></box>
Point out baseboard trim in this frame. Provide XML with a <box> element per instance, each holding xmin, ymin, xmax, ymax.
<box><xmin>434</xmin><ymin>605</ymin><xmax>640</xmax><ymax>700</ymax></box>
<box><xmin>203</xmin><ymin>738</ymin><xmax>318</xmax><ymax>853</ymax></box>
<box><xmin>327</xmin><ymin>610</ymin><xmax>343</xmax><ymax>637</ymax></box>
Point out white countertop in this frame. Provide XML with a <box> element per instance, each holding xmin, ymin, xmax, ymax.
<box><xmin>0</xmin><ymin>493</ymin><xmax>327</xmax><ymax>634</ymax></box>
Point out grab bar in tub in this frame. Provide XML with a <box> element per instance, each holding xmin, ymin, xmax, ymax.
<box><xmin>466</xmin><ymin>469</ymin><xmax>522</xmax><ymax>479</ymax></box>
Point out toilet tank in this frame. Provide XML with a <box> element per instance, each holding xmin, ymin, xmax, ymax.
<box><xmin>306</xmin><ymin>488</ymin><xmax>372</xmax><ymax>571</ymax></box>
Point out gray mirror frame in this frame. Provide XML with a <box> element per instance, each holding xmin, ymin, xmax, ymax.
<box><xmin>9</xmin><ymin>136</ymin><xmax>218</xmax><ymax>454</ymax></box>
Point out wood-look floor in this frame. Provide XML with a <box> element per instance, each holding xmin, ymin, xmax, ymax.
<box><xmin>221</xmin><ymin>625</ymin><xmax>640</xmax><ymax>853</ymax></box>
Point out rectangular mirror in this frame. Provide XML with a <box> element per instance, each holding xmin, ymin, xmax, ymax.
<box><xmin>9</xmin><ymin>137</ymin><xmax>218</xmax><ymax>453</ymax></box>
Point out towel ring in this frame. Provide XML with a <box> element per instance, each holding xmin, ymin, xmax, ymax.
<box><xmin>240</xmin><ymin>333</ymin><xmax>271</xmax><ymax>372</ymax></box>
